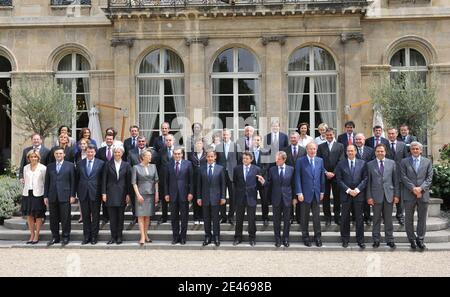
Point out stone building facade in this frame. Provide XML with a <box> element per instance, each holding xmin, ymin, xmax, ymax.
<box><xmin>0</xmin><ymin>0</ymin><xmax>449</xmax><ymax>167</ymax></box>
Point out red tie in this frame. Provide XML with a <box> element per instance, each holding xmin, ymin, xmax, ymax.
<box><xmin>348</xmin><ymin>134</ymin><xmax>353</xmax><ymax>145</ymax></box>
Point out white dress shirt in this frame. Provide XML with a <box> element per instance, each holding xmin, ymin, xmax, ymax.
<box><xmin>346</xmin><ymin>158</ymin><xmax>360</xmax><ymax>194</ymax></box>
<box><xmin>114</xmin><ymin>159</ymin><xmax>122</xmax><ymax>180</ymax></box>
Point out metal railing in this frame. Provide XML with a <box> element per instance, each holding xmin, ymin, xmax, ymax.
<box><xmin>51</xmin><ymin>0</ymin><xmax>91</xmax><ymax>5</ymax></box>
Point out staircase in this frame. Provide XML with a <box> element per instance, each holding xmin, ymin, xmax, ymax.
<box><xmin>1</xmin><ymin>198</ymin><xmax>448</xmax><ymax>250</ymax></box>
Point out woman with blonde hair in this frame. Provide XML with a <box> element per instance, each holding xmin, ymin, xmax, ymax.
<box><xmin>21</xmin><ymin>150</ymin><xmax>47</xmax><ymax>244</ymax></box>
<box><xmin>315</xmin><ymin>123</ymin><xmax>329</xmax><ymax>145</ymax></box>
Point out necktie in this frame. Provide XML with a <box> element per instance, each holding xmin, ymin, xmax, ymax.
<box><xmin>376</xmin><ymin>138</ymin><xmax>380</xmax><ymax>146</ymax></box>
<box><xmin>379</xmin><ymin>160</ymin><xmax>384</xmax><ymax>175</ymax></box>
<box><xmin>245</xmin><ymin>166</ymin><xmax>250</xmax><ymax>181</ymax></box>
<box><xmin>403</xmin><ymin>136</ymin><xmax>406</xmax><ymax>142</ymax></box>
<box><xmin>310</xmin><ymin>158</ymin><xmax>315</xmax><ymax>171</ymax></box>
<box><xmin>348</xmin><ymin>134</ymin><xmax>353</xmax><ymax>145</ymax></box>
<box><xmin>414</xmin><ymin>158</ymin><xmax>420</xmax><ymax>173</ymax></box>
<box><xmin>107</xmin><ymin>147</ymin><xmax>112</xmax><ymax>161</ymax></box>
<box><xmin>350</xmin><ymin>160</ymin><xmax>355</xmax><ymax>175</ymax></box>
<box><xmin>176</xmin><ymin>161</ymin><xmax>180</xmax><ymax>175</ymax></box>
<box><xmin>279</xmin><ymin>166</ymin><xmax>284</xmax><ymax>179</ymax></box>
<box><xmin>273</xmin><ymin>134</ymin><xmax>278</xmax><ymax>146</ymax></box>
<box><xmin>254</xmin><ymin>150</ymin><xmax>259</xmax><ymax>164</ymax></box>
<box><xmin>358</xmin><ymin>147</ymin><xmax>363</xmax><ymax>158</ymax></box>
<box><xmin>132</xmin><ymin>138</ymin><xmax>136</xmax><ymax>148</ymax></box>
<box><xmin>293</xmin><ymin>146</ymin><xmax>298</xmax><ymax>159</ymax></box>
<box><xmin>168</xmin><ymin>148</ymin><xmax>172</xmax><ymax>159</ymax></box>
<box><xmin>224</xmin><ymin>143</ymin><xmax>229</xmax><ymax>159</ymax></box>
<box><xmin>87</xmin><ymin>160</ymin><xmax>93</xmax><ymax>176</ymax></box>
<box><xmin>328</xmin><ymin>142</ymin><xmax>333</xmax><ymax>152</ymax></box>
<box><xmin>208</xmin><ymin>165</ymin><xmax>213</xmax><ymax>181</ymax></box>
<box><xmin>56</xmin><ymin>162</ymin><xmax>61</xmax><ymax>174</ymax></box>
<box><xmin>391</xmin><ymin>142</ymin><xmax>396</xmax><ymax>153</ymax></box>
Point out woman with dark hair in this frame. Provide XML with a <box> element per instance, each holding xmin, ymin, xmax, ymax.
<box><xmin>74</xmin><ymin>128</ymin><xmax>97</xmax><ymax>154</ymax></box>
<box><xmin>297</xmin><ymin>122</ymin><xmax>314</xmax><ymax>148</ymax></box>
<box><xmin>187</xmin><ymin>122</ymin><xmax>204</xmax><ymax>153</ymax></box>
<box><xmin>55</xmin><ymin>125</ymin><xmax>76</xmax><ymax>147</ymax></box>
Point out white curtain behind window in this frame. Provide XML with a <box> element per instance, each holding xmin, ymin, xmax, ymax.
<box><xmin>139</xmin><ymin>79</ymin><xmax>160</xmax><ymax>140</ymax></box>
<box><xmin>288</xmin><ymin>77</ymin><xmax>306</xmax><ymax>131</ymax></box>
<box><xmin>314</xmin><ymin>76</ymin><xmax>336</xmax><ymax>129</ymax></box>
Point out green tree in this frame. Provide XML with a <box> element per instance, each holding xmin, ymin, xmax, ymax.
<box><xmin>1</xmin><ymin>76</ymin><xmax>75</xmax><ymax>140</ymax></box>
<box><xmin>369</xmin><ymin>71</ymin><xmax>439</xmax><ymax>141</ymax></box>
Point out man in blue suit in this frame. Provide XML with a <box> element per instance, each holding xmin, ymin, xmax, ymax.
<box><xmin>76</xmin><ymin>145</ymin><xmax>105</xmax><ymax>245</ymax></box>
<box><xmin>165</xmin><ymin>148</ymin><xmax>194</xmax><ymax>245</ymax></box>
<box><xmin>44</xmin><ymin>147</ymin><xmax>76</xmax><ymax>246</ymax></box>
<box><xmin>296</xmin><ymin>142</ymin><xmax>325</xmax><ymax>247</ymax></box>
<box><xmin>197</xmin><ymin>150</ymin><xmax>226</xmax><ymax>247</ymax></box>
<box><xmin>261</xmin><ymin>151</ymin><xmax>296</xmax><ymax>248</ymax></box>
<box><xmin>232</xmin><ymin>151</ymin><xmax>263</xmax><ymax>246</ymax></box>
<box><xmin>335</xmin><ymin>145</ymin><xmax>368</xmax><ymax>249</ymax></box>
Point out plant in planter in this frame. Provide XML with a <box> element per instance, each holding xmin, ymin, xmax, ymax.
<box><xmin>431</xmin><ymin>143</ymin><xmax>450</xmax><ymax>210</ymax></box>
<box><xmin>0</xmin><ymin>176</ymin><xmax>23</xmax><ymax>222</ymax></box>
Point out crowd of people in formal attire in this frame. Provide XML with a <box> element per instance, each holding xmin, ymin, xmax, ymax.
<box><xmin>19</xmin><ymin>120</ymin><xmax>432</xmax><ymax>250</ymax></box>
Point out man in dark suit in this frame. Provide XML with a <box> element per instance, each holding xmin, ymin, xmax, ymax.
<box><xmin>261</xmin><ymin>151</ymin><xmax>295</xmax><ymax>248</ymax></box>
<box><xmin>233</xmin><ymin>151</ymin><xmax>263</xmax><ymax>246</ymax></box>
<box><xmin>317</xmin><ymin>128</ymin><xmax>345</xmax><ymax>226</ymax></box>
<box><xmin>335</xmin><ymin>145</ymin><xmax>368</xmax><ymax>249</ymax></box>
<box><xmin>264</xmin><ymin>120</ymin><xmax>289</xmax><ymax>152</ymax></box>
<box><xmin>215</xmin><ymin>129</ymin><xmax>239</xmax><ymax>225</ymax></box>
<box><xmin>365</xmin><ymin>125</ymin><xmax>390</xmax><ymax>149</ymax></box>
<box><xmin>386</xmin><ymin>128</ymin><xmax>410</xmax><ymax>226</ymax></box>
<box><xmin>366</xmin><ymin>144</ymin><xmax>400</xmax><ymax>249</ymax></box>
<box><xmin>44</xmin><ymin>147</ymin><xmax>76</xmax><ymax>246</ymax></box>
<box><xmin>76</xmin><ymin>145</ymin><xmax>105</xmax><ymax>245</ymax></box>
<box><xmin>197</xmin><ymin>150</ymin><xmax>226</xmax><ymax>247</ymax></box>
<box><xmin>237</xmin><ymin>125</ymin><xmax>255</xmax><ymax>152</ymax></box>
<box><xmin>296</xmin><ymin>142</ymin><xmax>325</xmax><ymax>247</ymax></box>
<box><xmin>157</xmin><ymin>133</ymin><xmax>176</xmax><ymax>224</ymax></box>
<box><xmin>150</xmin><ymin>122</ymin><xmax>170</xmax><ymax>153</ymax></box>
<box><xmin>355</xmin><ymin>133</ymin><xmax>375</xmax><ymax>225</ymax></box>
<box><xmin>337</xmin><ymin>120</ymin><xmax>356</xmax><ymax>149</ymax></box>
<box><xmin>96</xmin><ymin>133</ymin><xmax>115</xmax><ymax>225</ymax></box>
<box><xmin>19</xmin><ymin>133</ymin><xmax>50</xmax><ymax>181</ymax></box>
<box><xmin>398</xmin><ymin>124</ymin><xmax>417</xmax><ymax>146</ymax></box>
<box><xmin>400</xmin><ymin>142</ymin><xmax>433</xmax><ymax>250</ymax></box>
<box><xmin>282</xmin><ymin>132</ymin><xmax>306</xmax><ymax>224</ymax></box>
<box><xmin>251</xmin><ymin>135</ymin><xmax>271</xmax><ymax>226</ymax></box>
<box><xmin>123</xmin><ymin>125</ymin><xmax>139</xmax><ymax>159</ymax></box>
<box><xmin>165</xmin><ymin>148</ymin><xmax>194</xmax><ymax>245</ymax></box>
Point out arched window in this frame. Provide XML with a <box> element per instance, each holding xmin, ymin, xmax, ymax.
<box><xmin>211</xmin><ymin>47</ymin><xmax>260</xmax><ymax>139</ymax></box>
<box><xmin>55</xmin><ymin>53</ymin><xmax>90</xmax><ymax>140</ymax></box>
<box><xmin>287</xmin><ymin>46</ymin><xmax>338</xmax><ymax>136</ymax></box>
<box><xmin>137</xmin><ymin>48</ymin><xmax>185</xmax><ymax>142</ymax></box>
<box><xmin>390</xmin><ymin>47</ymin><xmax>427</xmax><ymax>82</ymax></box>
<box><xmin>0</xmin><ymin>55</ymin><xmax>12</xmax><ymax>162</ymax></box>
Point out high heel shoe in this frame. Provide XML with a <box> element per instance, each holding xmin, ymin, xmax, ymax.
<box><xmin>26</xmin><ymin>240</ymin><xmax>33</xmax><ymax>244</ymax></box>
<box><xmin>145</xmin><ymin>238</ymin><xmax>152</xmax><ymax>243</ymax></box>
<box><xmin>32</xmin><ymin>240</ymin><xmax>39</xmax><ymax>245</ymax></box>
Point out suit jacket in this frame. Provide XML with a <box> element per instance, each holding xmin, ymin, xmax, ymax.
<box><xmin>356</xmin><ymin>145</ymin><xmax>375</xmax><ymax>162</ymax></box>
<box><xmin>251</xmin><ymin>148</ymin><xmax>271</xmax><ymax>177</ymax></box>
<box><xmin>295</xmin><ymin>156</ymin><xmax>325</xmax><ymax>203</ymax></box>
<box><xmin>97</xmin><ymin>146</ymin><xmax>124</xmax><ymax>162</ymax></box>
<box><xmin>22</xmin><ymin>163</ymin><xmax>47</xmax><ymax>196</ymax></box>
<box><xmin>165</xmin><ymin>159</ymin><xmax>194</xmax><ymax>202</ymax></box>
<box><xmin>123</xmin><ymin>137</ymin><xmax>138</xmax><ymax>158</ymax></box>
<box><xmin>335</xmin><ymin>158</ymin><xmax>368</xmax><ymax>203</ymax></box>
<box><xmin>188</xmin><ymin>151</ymin><xmax>207</xmax><ymax>197</ymax></box>
<box><xmin>127</xmin><ymin>147</ymin><xmax>160</xmax><ymax>167</ymax></box>
<box><xmin>76</xmin><ymin>158</ymin><xmax>105</xmax><ymax>202</ymax></box>
<box><xmin>150</xmin><ymin>135</ymin><xmax>167</xmax><ymax>153</ymax></box>
<box><xmin>337</xmin><ymin>133</ymin><xmax>355</xmax><ymax>148</ymax></box>
<box><xmin>283</xmin><ymin>145</ymin><xmax>306</xmax><ymax>168</ymax></box>
<box><xmin>264</xmin><ymin>132</ymin><xmax>289</xmax><ymax>151</ymax></box>
<box><xmin>386</xmin><ymin>141</ymin><xmax>410</xmax><ymax>164</ymax></box>
<box><xmin>44</xmin><ymin>161</ymin><xmax>76</xmax><ymax>203</ymax></box>
<box><xmin>265</xmin><ymin>165</ymin><xmax>295</xmax><ymax>208</ymax></box>
<box><xmin>237</xmin><ymin>136</ymin><xmax>254</xmax><ymax>153</ymax></box>
<box><xmin>19</xmin><ymin>146</ymin><xmax>50</xmax><ymax>179</ymax></box>
<box><xmin>216</xmin><ymin>141</ymin><xmax>239</xmax><ymax>181</ymax></box>
<box><xmin>397</xmin><ymin>134</ymin><xmax>417</xmax><ymax>145</ymax></box>
<box><xmin>197</xmin><ymin>164</ymin><xmax>226</xmax><ymax>206</ymax></box>
<box><xmin>46</xmin><ymin>146</ymin><xmax>75</xmax><ymax>164</ymax></box>
<box><xmin>366</xmin><ymin>158</ymin><xmax>400</xmax><ymax>204</ymax></box>
<box><xmin>233</xmin><ymin>164</ymin><xmax>262</xmax><ymax>207</ymax></box>
<box><xmin>131</xmin><ymin>163</ymin><xmax>159</xmax><ymax>195</ymax></box>
<box><xmin>102</xmin><ymin>160</ymin><xmax>132</xmax><ymax>207</ymax></box>
<box><xmin>317</xmin><ymin>141</ymin><xmax>345</xmax><ymax>173</ymax></box>
<box><xmin>400</xmin><ymin>156</ymin><xmax>433</xmax><ymax>203</ymax></box>
<box><xmin>365</xmin><ymin>136</ymin><xmax>390</xmax><ymax>149</ymax></box>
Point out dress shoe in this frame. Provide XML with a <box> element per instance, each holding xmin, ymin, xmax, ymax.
<box><xmin>47</xmin><ymin>238</ymin><xmax>60</xmax><ymax>246</ymax></box>
<box><xmin>342</xmin><ymin>241</ymin><xmax>349</xmax><ymax>248</ymax></box>
<box><xmin>145</xmin><ymin>238</ymin><xmax>152</xmax><ymax>243</ymax></box>
<box><xmin>290</xmin><ymin>219</ymin><xmax>294</xmax><ymax>224</ymax></box>
<box><xmin>81</xmin><ymin>239</ymin><xmax>91</xmax><ymax>245</ymax></box>
<box><xmin>202</xmin><ymin>237</ymin><xmax>211</xmax><ymax>246</ymax></box>
<box><xmin>233</xmin><ymin>239</ymin><xmax>242</xmax><ymax>246</ymax></box>
<box><xmin>372</xmin><ymin>241</ymin><xmax>380</xmax><ymax>248</ymax></box>
<box><xmin>334</xmin><ymin>218</ymin><xmax>341</xmax><ymax>226</ymax></box>
<box><xmin>283</xmin><ymin>241</ymin><xmax>290</xmax><ymax>248</ymax></box>
<box><xmin>61</xmin><ymin>239</ymin><xmax>69</xmax><ymax>246</ymax></box>
<box><xmin>107</xmin><ymin>239</ymin><xmax>116</xmax><ymax>245</ymax></box>
<box><xmin>220</xmin><ymin>218</ymin><xmax>227</xmax><ymax>224</ymax></box>
<box><xmin>416</xmin><ymin>239</ymin><xmax>426</xmax><ymax>250</ymax></box>
<box><xmin>263</xmin><ymin>219</ymin><xmax>269</xmax><ymax>227</ymax></box>
<box><xmin>315</xmin><ymin>239</ymin><xmax>322</xmax><ymax>247</ymax></box>
<box><xmin>325</xmin><ymin>219</ymin><xmax>331</xmax><ymax>227</ymax></box>
<box><xmin>387</xmin><ymin>242</ymin><xmax>396</xmax><ymax>249</ymax></box>
<box><xmin>303</xmin><ymin>240</ymin><xmax>311</xmax><ymax>247</ymax></box>
<box><xmin>397</xmin><ymin>217</ymin><xmax>405</xmax><ymax>226</ymax></box>
<box><xmin>31</xmin><ymin>240</ymin><xmax>39</xmax><ymax>245</ymax></box>
<box><xmin>228</xmin><ymin>219</ymin><xmax>234</xmax><ymax>226</ymax></box>
<box><xmin>275</xmin><ymin>241</ymin><xmax>281</xmax><ymax>248</ymax></box>
<box><xmin>157</xmin><ymin>218</ymin><xmax>167</xmax><ymax>225</ymax></box>
<box><xmin>91</xmin><ymin>238</ymin><xmax>98</xmax><ymax>245</ymax></box>
<box><xmin>410</xmin><ymin>241</ymin><xmax>417</xmax><ymax>250</ymax></box>
<box><xmin>214</xmin><ymin>239</ymin><xmax>220</xmax><ymax>247</ymax></box>
<box><xmin>26</xmin><ymin>240</ymin><xmax>33</xmax><ymax>245</ymax></box>
<box><xmin>249</xmin><ymin>240</ymin><xmax>256</xmax><ymax>247</ymax></box>
<box><xmin>172</xmin><ymin>239</ymin><xmax>179</xmax><ymax>245</ymax></box>
<box><xmin>358</xmin><ymin>242</ymin><xmax>366</xmax><ymax>249</ymax></box>
<box><xmin>116</xmin><ymin>238</ymin><xmax>123</xmax><ymax>245</ymax></box>
<box><xmin>180</xmin><ymin>239</ymin><xmax>186</xmax><ymax>245</ymax></box>
<box><xmin>364</xmin><ymin>218</ymin><xmax>372</xmax><ymax>226</ymax></box>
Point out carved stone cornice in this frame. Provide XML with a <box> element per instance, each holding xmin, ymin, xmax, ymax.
<box><xmin>340</xmin><ymin>32</ymin><xmax>364</xmax><ymax>43</ymax></box>
<box><xmin>185</xmin><ymin>37</ymin><xmax>209</xmax><ymax>47</ymax></box>
<box><xmin>261</xmin><ymin>35</ymin><xmax>286</xmax><ymax>46</ymax></box>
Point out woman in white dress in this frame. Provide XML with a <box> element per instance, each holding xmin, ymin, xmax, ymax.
<box><xmin>298</xmin><ymin>122</ymin><xmax>314</xmax><ymax>148</ymax></box>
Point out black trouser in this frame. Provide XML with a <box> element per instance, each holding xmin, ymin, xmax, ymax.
<box><xmin>234</xmin><ymin>204</ymin><xmax>256</xmax><ymax>241</ymax></box>
<box><xmin>161</xmin><ymin>197</ymin><xmax>169</xmax><ymax>220</ymax></box>
<box><xmin>258</xmin><ymin>186</ymin><xmax>269</xmax><ymax>221</ymax></box>
<box><xmin>341</xmin><ymin>198</ymin><xmax>364</xmax><ymax>244</ymax></box>
<box><xmin>221</xmin><ymin>173</ymin><xmax>234</xmax><ymax>220</ymax></box>
<box><xmin>404</xmin><ymin>200</ymin><xmax>428</xmax><ymax>242</ymax></box>
<box><xmin>396</xmin><ymin>197</ymin><xmax>404</xmax><ymax>219</ymax></box>
<box><xmin>363</xmin><ymin>203</ymin><xmax>372</xmax><ymax>221</ymax></box>
<box><xmin>372</xmin><ymin>199</ymin><xmax>394</xmax><ymax>243</ymax></box>
<box><xmin>290</xmin><ymin>199</ymin><xmax>301</xmax><ymax>223</ymax></box>
<box><xmin>272</xmin><ymin>204</ymin><xmax>291</xmax><ymax>243</ymax></box>
<box><xmin>79</xmin><ymin>198</ymin><xmax>100</xmax><ymax>240</ymax></box>
<box><xmin>129</xmin><ymin>191</ymin><xmax>136</xmax><ymax>220</ymax></box>
<box><xmin>170</xmin><ymin>198</ymin><xmax>189</xmax><ymax>241</ymax></box>
<box><xmin>108</xmin><ymin>206</ymin><xmax>125</xmax><ymax>241</ymax></box>
<box><xmin>49</xmin><ymin>200</ymin><xmax>71</xmax><ymax>241</ymax></box>
<box><xmin>203</xmin><ymin>204</ymin><xmax>220</xmax><ymax>239</ymax></box>
<box><xmin>323</xmin><ymin>178</ymin><xmax>341</xmax><ymax>221</ymax></box>
<box><xmin>301</xmin><ymin>199</ymin><xmax>322</xmax><ymax>240</ymax></box>
<box><xmin>101</xmin><ymin>200</ymin><xmax>109</xmax><ymax>222</ymax></box>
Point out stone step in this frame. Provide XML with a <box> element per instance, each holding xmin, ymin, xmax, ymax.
<box><xmin>0</xmin><ymin>226</ymin><xmax>449</xmax><ymax>243</ymax></box>
<box><xmin>4</xmin><ymin>217</ymin><xmax>448</xmax><ymax>232</ymax></box>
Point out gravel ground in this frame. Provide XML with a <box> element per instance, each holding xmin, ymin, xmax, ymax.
<box><xmin>0</xmin><ymin>249</ymin><xmax>449</xmax><ymax>277</ymax></box>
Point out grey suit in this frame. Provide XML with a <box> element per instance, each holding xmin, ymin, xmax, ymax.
<box><xmin>400</xmin><ymin>156</ymin><xmax>433</xmax><ymax>243</ymax></box>
<box><xmin>132</xmin><ymin>164</ymin><xmax>159</xmax><ymax>217</ymax></box>
<box><xmin>366</xmin><ymin>158</ymin><xmax>400</xmax><ymax>243</ymax></box>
